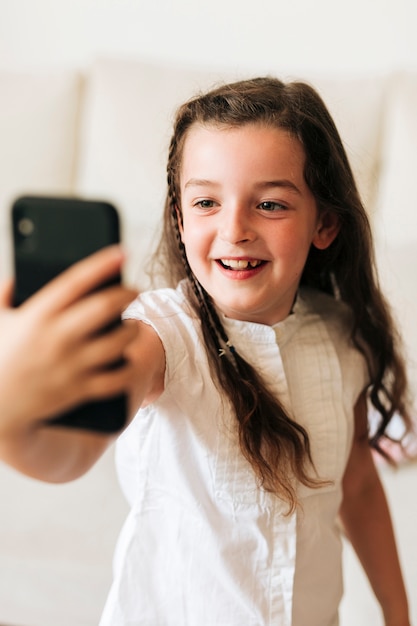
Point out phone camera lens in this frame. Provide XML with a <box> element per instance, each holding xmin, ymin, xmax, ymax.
<box><xmin>18</xmin><ymin>217</ymin><xmax>35</xmax><ymax>237</ymax></box>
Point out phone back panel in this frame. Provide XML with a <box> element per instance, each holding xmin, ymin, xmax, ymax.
<box><xmin>11</xmin><ymin>196</ymin><xmax>127</xmax><ymax>433</ymax></box>
<box><xmin>12</xmin><ymin>196</ymin><xmax>121</xmax><ymax>305</ymax></box>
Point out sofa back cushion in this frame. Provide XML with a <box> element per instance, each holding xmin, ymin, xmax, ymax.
<box><xmin>0</xmin><ymin>70</ymin><xmax>83</xmax><ymax>279</ymax></box>
<box><xmin>375</xmin><ymin>72</ymin><xmax>417</xmax><ymax>399</ymax></box>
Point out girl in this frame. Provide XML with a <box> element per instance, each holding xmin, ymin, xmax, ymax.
<box><xmin>1</xmin><ymin>77</ymin><xmax>413</xmax><ymax>625</ymax></box>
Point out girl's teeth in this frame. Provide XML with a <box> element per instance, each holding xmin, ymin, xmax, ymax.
<box><xmin>221</xmin><ymin>259</ymin><xmax>262</xmax><ymax>269</ymax></box>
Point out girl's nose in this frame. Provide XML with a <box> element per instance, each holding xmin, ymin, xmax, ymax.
<box><xmin>219</xmin><ymin>205</ymin><xmax>256</xmax><ymax>245</ymax></box>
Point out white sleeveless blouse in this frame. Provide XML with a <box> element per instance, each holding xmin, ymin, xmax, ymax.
<box><xmin>99</xmin><ymin>284</ymin><xmax>368</xmax><ymax>626</ymax></box>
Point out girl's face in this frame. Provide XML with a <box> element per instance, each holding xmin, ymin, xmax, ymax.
<box><xmin>179</xmin><ymin>123</ymin><xmax>338</xmax><ymax>325</ymax></box>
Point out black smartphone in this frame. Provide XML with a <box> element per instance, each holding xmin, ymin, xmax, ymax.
<box><xmin>11</xmin><ymin>195</ymin><xmax>127</xmax><ymax>433</ymax></box>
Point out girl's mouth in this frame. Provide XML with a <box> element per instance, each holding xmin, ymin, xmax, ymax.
<box><xmin>217</xmin><ymin>259</ymin><xmax>266</xmax><ymax>270</ymax></box>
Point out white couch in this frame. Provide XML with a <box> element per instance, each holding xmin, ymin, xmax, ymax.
<box><xmin>0</xmin><ymin>58</ymin><xmax>416</xmax><ymax>626</ymax></box>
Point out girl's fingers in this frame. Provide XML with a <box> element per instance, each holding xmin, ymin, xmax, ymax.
<box><xmin>23</xmin><ymin>246</ymin><xmax>128</xmax><ymax>316</ymax></box>
<box><xmin>56</xmin><ymin>284</ymin><xmax>138</xmax><ymax>341</ymax></box>
<box><xmin>74</xmin><ymin>322</ymin><xmax>138</xmax><ymax>372</ymax></box>
<box><xmin>76</xmin><ymin>360</ymin><xmax>136</xmax><ymax>403</ymax></box>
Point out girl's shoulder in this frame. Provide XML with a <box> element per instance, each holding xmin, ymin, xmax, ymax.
<box><xmin>297</xmin><ymin>286</ymin><xmax>353</xmax><ymax>335</ymax></box>
<box><xmin>296</xmin><ymin>287</ymin><xmax>370</xmax><ymax>394</ymax></box>
<box><xmin>123</xmin><ymin>281</ymin><xmax>195</xmax><ymax>322</ymax></box>
<box><xmin>122</xmin><ymin>282</ymin><xmax>204</xmax><ymax>374</ymax></box>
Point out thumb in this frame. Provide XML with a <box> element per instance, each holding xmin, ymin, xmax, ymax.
<box><xmin>0</xmin><ymin>279</ymin><xmax>14</xmax><ymax>307</ymax></box>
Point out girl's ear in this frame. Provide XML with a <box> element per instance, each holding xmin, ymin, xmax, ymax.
<box><xmin>312</xmin><ymin>211</ymin><xmax>340</xmax><ymax>250</ymax></box>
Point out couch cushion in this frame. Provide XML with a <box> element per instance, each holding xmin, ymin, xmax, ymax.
<box><xmin>375</xmin><ymin>72</ymin><xmax>417</xmax><ymax>246</ymax></box>
<box><xmin>0</xmin><ymin>69</ymin><xmax>83</xmax><ymax>279</ymax></box>
<box><xmin>75</xmin><ymin>58</ymin><xmax>386</xmax><ymax>284</ymax></box>
<box><xmin>374</xmin><ymin>72</ymin><xmax>417</xmax><ymax>399</ymax></box>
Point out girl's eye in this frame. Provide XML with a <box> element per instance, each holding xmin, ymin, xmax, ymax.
<box><xmin>194</xmin><ymin>199</ymin><xmax>215</xmax><ymax>209</ymax></box>
<box><xmin>258</xmin><ymin>201</ymin><xmax>287</xmax><ymax>212</ymax></box>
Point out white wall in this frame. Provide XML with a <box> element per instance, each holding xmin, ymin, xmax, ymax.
<box><xmin>1</xmin><ymin>0</ymin><xmax>417</xmax><ymax>75</ymax></box>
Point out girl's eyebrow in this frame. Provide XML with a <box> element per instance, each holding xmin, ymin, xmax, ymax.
<box><xmin>254</xmin><ymin>180</ymin><xmax>302</xmax><ymax>195</ymax></box>
<box><xmin>184</xmin><ymin>178</ymin><xmax>219</xmax><ymax>189</ymax></box>
<box><xmin>183</xmin><ymin>178</ymin><xmax>302</xmax><ymax>195</ymax></box>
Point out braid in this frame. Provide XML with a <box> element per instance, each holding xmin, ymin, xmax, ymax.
<box><xmin>200</xmin><ymin>274</ymin><xmax>324</xmax><ymax>510</ymax></box>
<box><xmin>171</xmin><ymin>204</ymin><xmax>224</xmax><ymax>356</ymax></box>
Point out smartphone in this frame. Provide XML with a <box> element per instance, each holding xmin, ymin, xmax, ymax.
<box><xmin>11</xmin><ymin>195</ymin><xmax>127</xmax><ymax>433</ymax></box>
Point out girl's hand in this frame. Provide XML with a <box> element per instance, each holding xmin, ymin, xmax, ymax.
<box><xmin>0</xmin><ymin>246</ymin><xmax>137</xmax><ymax>438</ymax></box>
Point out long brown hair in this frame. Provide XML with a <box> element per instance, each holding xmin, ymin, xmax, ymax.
<box><xmin>151</xmin><ymin>77</ymin><xmax>411</xmax><ymax>511</ymax></box>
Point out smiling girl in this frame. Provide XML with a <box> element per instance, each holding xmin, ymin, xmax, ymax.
<box><xmin>1</xmin><ymin>77</ymin><xmax>412</xmax><ymax>626</ymax></box>
<box><xmin>178</xmin><ymin>122</ymin><xmax>337</xmax><ymax>324</ymax></box>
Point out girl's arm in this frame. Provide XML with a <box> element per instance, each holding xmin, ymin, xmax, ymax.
<box><xmin>0</xmin><ymin>246</ymin><xmax>165</xmax><ymax>483</ymax></box>
<box><xmin>340</xmin><ymin>392</ymin><xmax>410</xmax><ymax>626</ymax></box>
